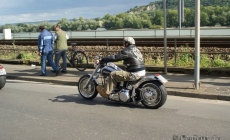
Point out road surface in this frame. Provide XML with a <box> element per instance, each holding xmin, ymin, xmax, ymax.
<box><xmin>0</xmin><ymin>80</ymin><xmax>229</xmax><ymax>140</ymax></box>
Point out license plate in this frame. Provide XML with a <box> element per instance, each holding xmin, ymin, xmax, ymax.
<box><xmin>155</xmin><ymin>74</ymin><xmax>168</xmax><ymax>84</ymax></box>
<box><xmin>0</xmin><ymin>68</ymin><xmax>6</xmax><ymax>75</ymax></box>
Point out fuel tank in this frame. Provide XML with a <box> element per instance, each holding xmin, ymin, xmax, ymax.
<box><xmin>101</xmin><ymin>66</ymin><xmax>117</xmax><ymax>76</ymax></box>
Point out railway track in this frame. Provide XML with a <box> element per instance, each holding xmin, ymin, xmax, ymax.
<box><xmin>0</xmin><ymin>38</ymin><xmax>230</xmax><ymax>47</ymax></box>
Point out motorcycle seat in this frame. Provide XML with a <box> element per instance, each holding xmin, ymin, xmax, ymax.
<box><xmin>128</xmin><ymin>76</ymin><xmax>144</xmax><ymax>84</ymax></box>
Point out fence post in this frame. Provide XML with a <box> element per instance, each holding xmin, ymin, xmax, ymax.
<box><xmin>194</xmin><ymin>0</ymin><xmax>200</xmax><ymax>90</ymax></box>
<box><xmin>12</xmin><ymin>37</ymin><xmax>16</xmax><ymax>59</ymax></box>
<box><xmin>174</xmin><ymin>38</ymin><xmax>177</xmax><ymax>66</ymax></box>
<box><xmin>163</xmin><ymin>0</ymin><xmax>168</xmax><ymax>74</ymax></box>
<box><xmin>106</xmin><ymin>39</ymin><xmax>109</xmax><ymax>56</ymax></box>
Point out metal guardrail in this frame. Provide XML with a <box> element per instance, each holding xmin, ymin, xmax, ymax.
<box><xmin>1</xmin><ymin>28</ymin><xmax>230</xmax><ymax>40</ymax></box>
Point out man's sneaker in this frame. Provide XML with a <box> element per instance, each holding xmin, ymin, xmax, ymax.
<box><xmin>56</xmin><ymin>69</ymin><xmax>60</xmax><ymax>76</ymax></box>
<box><xmin>96</xmin><ymin>85</ymin><xmax>108</xmax><ymax>98</ymax></box>
<box><xmin>50</xmin><ymin>70</ymin><xmax>56</xmax><ymax>73</ymax></box>
<box><xmin>61</xmin><ymin>70</ymin><xmax>67</xmax><ymax>73</ymax></box>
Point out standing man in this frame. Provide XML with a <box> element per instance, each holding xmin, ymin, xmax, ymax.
<box><xmin>54</xmin><ymin>24</ymin><xmax>69</xmax><ymax>73</ymax></box>
<box><xmin>38</xmin><ymin>26</ymin><xmax>59</xmax><ymax>76</ymax></box>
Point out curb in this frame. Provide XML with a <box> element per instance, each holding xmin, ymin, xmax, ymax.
<box><xmin>1</xmin><ymin>59</ymin><xmax>230</xmax><ymax>76</ymax></box>
<box><xmin>168</xmin><ymin>90</ymin><xmax>230</xmax><ymax>101</ymax></box>
<box><xmin>6</xmin><ymin>75</ymin><xmax>230</xmax><ymax>101</ymax></box>
<box><xmin>7</xmin><ymin>75</ymin><xmax>77</xmax><ymax>86</ymax></box>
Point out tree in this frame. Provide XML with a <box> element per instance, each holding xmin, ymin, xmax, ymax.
<box><xmin>133</xmin><ymin>16</ymin><xmax>143</xmax><ymax>29</ymax></box>
<box><xmin>167</xmin><ymin>9</ymin><xmax>178</xmax><ymax>27</ymax></box>
<box><xmin>115</xmin><ymin>17</ymin><xmax>124</xmax><ymax>29</ymax></box>
<box><xmin>57</xmin><ymin>18</ymin><xmax>69</xmax><ymax>30</ymax></box>
<box><xmin>151</xmin><ymin>10</ymin><xmax>163</xmax><ymax>26</ymax></box>
<box><xmin>183</xmin><ymin>8</ymin><xmax>195</xmax><ymax>27</ymax></box>
<box><xmin>200</xmin><ymin>11</ymin><xmax>210</xmax><ymax>26</ymax></box>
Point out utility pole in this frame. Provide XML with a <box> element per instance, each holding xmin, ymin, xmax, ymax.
<box><xmin>194</xmin><ymin>0</ymin><xmax>200</xmax><ymax>90</ymax></box>
<box><xmin>164</xmin><ymin>0</ymin><xmax>167</xmax><ymax>74</ymax></box>
<box><xmin>178</xmin><ymin>0</ymin><xmax>184</xmax><ymax>35</ymax></box>
<box><xmin>178</xmin><ymin>0</ymin><xmax>181</xmax><ymax>29</ymax></box>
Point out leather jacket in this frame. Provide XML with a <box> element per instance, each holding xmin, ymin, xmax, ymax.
<box><xmin>101</xmin><ymin>44</ymin><xmax>145</xmax><ymax>72</ymax></box>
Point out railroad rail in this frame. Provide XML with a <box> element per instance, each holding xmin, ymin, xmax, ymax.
<box><xmin>0</xmin><ymin>38</ymin><xmax>230</xmax><ymax>48</ymax></box>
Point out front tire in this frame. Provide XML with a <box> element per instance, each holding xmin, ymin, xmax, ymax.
<box><xmin>140</xmin><ymin>82</ymin><xmax>167</xmax><ymax>109</ymax></box>
<box><xmin>78</xmin><ymin>75</ymin><xmax>98</xmax><ymax>99</ymax></box>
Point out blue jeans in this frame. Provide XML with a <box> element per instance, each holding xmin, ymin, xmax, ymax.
<box><xmin>41</xmin><ymin>51</ymin><xmax>58</xmax><ymax>75</ymax></box>
<box><xmin>55</xmin><ymin>50</ymin><xmax>67</xmax><ymax>71</ymax></box>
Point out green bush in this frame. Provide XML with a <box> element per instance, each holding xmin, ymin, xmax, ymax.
<box><xmin>176</xmin><ymin>52</ymin><xmax>194</xmax><ymax>67</ymax></box>
<box><xmin>211</xmin><ymin>55</ymin><xmax>226</xmax><ymax>67</ymax></box>
<box><xmin>200</xmin><ymin>54</ymin><xmax>211</xmax><ymax>68</ymax></box>
<box><xmin>18</xmin><ymin>51</ymin><xmax>39</xmax><ymax>61</ymax></box>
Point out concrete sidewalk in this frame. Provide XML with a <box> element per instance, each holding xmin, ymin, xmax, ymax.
<box><xmin>3</xmin><ymin>64</ymin><xmax>230</xmax><ymax>101</ymax></box>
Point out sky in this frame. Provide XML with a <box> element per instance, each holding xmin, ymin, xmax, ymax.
<box><xmin>0</xmin><ymin>0</ymin><xmax>155</xmax><ymax>25</ymax></box>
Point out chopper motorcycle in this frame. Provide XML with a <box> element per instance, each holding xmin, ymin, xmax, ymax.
<box><xmin>78</xmin><ymin>61</ymin><xmax>168</xmax><ymax>109</ymax></box>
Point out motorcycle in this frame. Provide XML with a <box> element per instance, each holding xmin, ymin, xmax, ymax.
<box><xmin>78</xmin><ymin>60</ymin><xmax>168</xmax><ymax>109</ymax></box>
<box><xmin>0</xmin><ymin>65</ymin><xmax>6</xmax><ymax>89</ymax></box>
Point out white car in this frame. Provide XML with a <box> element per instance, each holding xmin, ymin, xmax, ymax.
<box><xmin>0</xmin><ymin>65</ymin><xmax>6</xmax><ymax>89</ymax></box>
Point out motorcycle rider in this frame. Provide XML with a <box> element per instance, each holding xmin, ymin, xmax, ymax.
<box><xmin>97</xmin><ymin>37</ymin><xmax>146</xmax><ymax>98</ymax></box>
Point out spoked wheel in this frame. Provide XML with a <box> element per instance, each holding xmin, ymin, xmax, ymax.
<box><xmin>73</xmin><ymin>52</ymin><xmax>88</xmax><ymax>71</ymax></box>
<box><xmin>78</xmin><ymin>75</ymin><xmax>98</xmax><ymax>99</ymax></box>
<box><xmin>140</xmin><ymin>82</ymin><xmax>167</xmax><ymax>109</ymax></box>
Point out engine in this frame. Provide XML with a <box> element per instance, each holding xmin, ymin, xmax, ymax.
<box><xmin>109</xmin><ymin>88</ymin><xmax>130</xmax><ymax>102</ymax></box>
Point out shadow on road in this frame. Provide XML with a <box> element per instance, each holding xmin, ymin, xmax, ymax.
<box><xmin>49</xmin><ymin>94</ymin><xmax>147</xmax><ymax>109</ymax></box>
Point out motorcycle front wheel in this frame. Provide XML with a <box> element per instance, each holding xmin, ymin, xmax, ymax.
<box><xmin>140</xmin><ymin>81</ymin><xmax>167</xmax><ymax>109</ymax></box>
<box><xmin>78</xmin><ymin>75</ymin><xmax>98</xmax><ymax>99</ymax></box>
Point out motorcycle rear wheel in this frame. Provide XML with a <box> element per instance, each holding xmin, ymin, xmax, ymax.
<box><xmin>140</xmin><ymin>82</ymin><xmax>167</xmax><ymax>109</ymax></box>
<box><xmin>78</xmin><ymin>75</ymin><xmax>98</xmax><ymax>99</ymax></box>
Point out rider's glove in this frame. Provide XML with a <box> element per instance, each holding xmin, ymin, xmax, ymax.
<box><xmin>100</xmin><ymin>58</ymin><xmax>106</xmax><ymax>65</ymax></box>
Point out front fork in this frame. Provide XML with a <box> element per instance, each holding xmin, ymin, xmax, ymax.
<box><xmin>83</xmin><ymin>65</ymin><xmax>100</xmax><ymax>89</ymax></box>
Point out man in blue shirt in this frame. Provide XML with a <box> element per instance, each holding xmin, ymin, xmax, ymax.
<box><xmin>38</xmin><ymin>26</ymin><xmax>59</xmax><ymax>76</ymax></box>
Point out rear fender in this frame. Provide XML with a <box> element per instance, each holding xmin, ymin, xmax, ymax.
<box><xmin>134</xmin><ymin>75</ymin><xmax>162</xmax><ymax>88</ymax></box>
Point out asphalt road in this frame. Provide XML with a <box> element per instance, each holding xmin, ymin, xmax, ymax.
<box><xmin>0</xmin><ymin>80</ymin><xmax>229</xmax><ymax>140</ymax></box>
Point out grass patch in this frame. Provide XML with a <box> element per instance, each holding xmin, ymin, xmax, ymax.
<box><xmin>211</xmin><ymin>55</ymin><xmax>227</xmax><ymax>67</ymax></box>
<box><xmin>1</xmin><ymin>50</ymin><xmax>230</xmax><ymax>69</ymax></box>
<box><xmin>200</xmin><ymin>54</ymin><xmax>211</xmax><ymax>68</ymax></box>
<box><xmin>19</xmin><ymin>51</ymin><xmax>40</xmax><ymax>61</ymax></box>
<box><xmin>0</xmin><ymin>52</ymin><xmax>17</xmax><ymax>60</ymax></box>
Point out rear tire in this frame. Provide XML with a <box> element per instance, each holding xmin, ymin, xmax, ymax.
<box><xmin>140</xmin><ymin>82</ymin><xmax>167</xmax><ymax>109</ymax></box>
<box><xmin>78</xmin><ymin>75</ymin><xmax>98</xmax><ymax>100</ymax></box>
<box><xmin>73</xmin><ymin>52</ymin><xmax>88</xmax><ymax>71</ymax></box>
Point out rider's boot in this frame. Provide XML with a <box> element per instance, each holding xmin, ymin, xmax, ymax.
<box><xmin>96</xmin><ymin>85</ymin><xmax>109</xmax><ymax>98</ymax></box>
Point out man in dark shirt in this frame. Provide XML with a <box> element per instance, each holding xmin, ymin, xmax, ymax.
<box><xmin>97</xmin><ymin>37</ymin><xmax>146</xmax><ymax>98</ymax></box>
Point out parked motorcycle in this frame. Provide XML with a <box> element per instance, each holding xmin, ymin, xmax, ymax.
<box><xmin>78</xmin><ymin>60</ymin><xmax>168</xmax><ymax>109</ymax></box>
<box><xmin>0</xmin><ymin>65</ymin><xmax>6</xmax><ymax>89</ymax></box>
